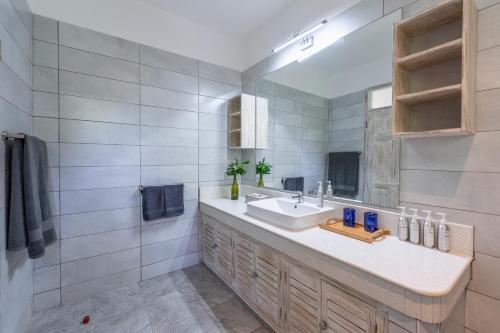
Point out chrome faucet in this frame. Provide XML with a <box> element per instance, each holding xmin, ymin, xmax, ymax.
<box><xmin>291</xmin><ymin>191</ymin><xmax>304</xmax><ymax>204</ymax></box>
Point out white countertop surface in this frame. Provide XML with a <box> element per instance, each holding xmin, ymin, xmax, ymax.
<box><xmin>200</xmin><ymin>197</ymin><xmax>473</xmax><ymax>297</ymax></box>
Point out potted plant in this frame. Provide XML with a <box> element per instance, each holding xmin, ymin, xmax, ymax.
<box><xmin>255</xmin><ymin>158</ymin><xmax>272</xmax><ymax>188</ymax></box>
<box><xmin>226</xmin><ymin>159</ymin><xmax>249</xmax><ymax>200</ymax></box>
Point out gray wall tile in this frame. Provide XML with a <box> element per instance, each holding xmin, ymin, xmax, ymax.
<box><xmin>60</xmin><ymin>119</ymin><xmax>140</xmax><ymax>145</ymax></box>
<box><xmin>34</xmin><ymin>265</ymin><xmax>60</xmax><ymax>294</ymax></box>
<box><xmin>0</xmin><ymin>0</ymin><xmax>31</xmax><ymax>58</ymax></box>
<box><xmin>0</xmin><ymin>22</ymin><xmax>31</xmax><ymax>84</ymax></box>
<box><xmin>59</xmin><ymin>71</ymin><xmax>140</xmax><ymax>104</ymax></box>
<box><xmin>33</xmin><ymin>40</ymin><xmax>58</xmax><ymax>68</ymax></box>
<box><xmin>61</xmin><ymin>268</ymin><xmax>141</xmax><ymax>304</ymax></box>
<box><xmin>141</xmin><ymin>218</ymin><xmax>198</xmax><ymax>246</ymax></box>
<box><xmin>32</xmin><ymin>116</ymin><xmax>58</xmax><ymax>142</ymax></box>
<box><xmin>60</xmin><ymin>143</ymin><xmax>140</xmax><ymax>167</ymax></box>
<box><xmin>59</xmin><ymin>22</ymin><xmax>139</xmax><ymax>62</ymax></box>
<box><xmin>141</xmin><ymin>146</ymin><xmax>198</xmax><ymax>165</ymax></box>
<box><xmin>199</xmin><ymin>130</ymin><xmax>227</xmax><ymax>148</ymax></box>
<box><xmin>199</xmin><ymin>147</ymin><xmax>227</xmax><ymax>165</ymax></box>
<box><xmin>141</xmin><ymin>126</ymin><xmax>198</xmax><ymax>147</ymax></box>
<box><xmin>60</xmin><ymin>207</ymin><xmax>140</xmax><ymax>239</ymax></box>
<box><xmin>199</xmin><ymin>78</ymin><xmax>241</xmax><ymax>100</ymax></box>
<box><xmin>140</xmin><ymin>64</ymin><xmax>198</xmax><ymax>94</ymax></box>
<box><xmin>198</xmin><ymin>113</ymin><xmax>227</xmax><ymax>132</ymax></box>
<box><xmin>0</xmin><ymin>62</ymin><xmax>30</xmax><ymax>112</ymax></box>
<box><xmin>34</xmin><ymin>289</ymin><xmax>60</xmax><ymax>312</ymax></box>
<box><xmin>141</xmin><ymin>253</ymin><xmax>199</xmax><ymax>281</ymax></box>
<box><xmin>60</xmin><ymin>187</ymin><xmax>139</xmax><ymax>215</ymax></box>
<box><xmin>199</xmin><ymin>61</ymin><xmax>241</xmax><ymax>86</ymax></box>
<box><xmin>61</xmin><ymin>227</ymin><xmax>140</xmax><ymax>262</ymax></box>
<box><xmin>33</xmin><ymin>91</ymin><xmax>58</xmax><ymax>117</ymax></box>
<box><xmin>199</xmin><ymin>96</ymin><xmax>227</xmax><ymax>116</ymax></box>
<box><xmin>59</xmin><ymin>46</ymin><xmax>140</xmax><ymax>83</ymax></box>
<box><xmin>60</xmin><ymin>166</ymin><xmax>140</xmax><ymax>190</ymax></box>
<box><xmin>34</xmin><ymin>241</ymin><xmax>60</xmax><ymax>268</ymax></box>
<box><xmin>60</xmin><ymin>95</ymin><xmax>140</xmax><ymax>124</ymax></box>
<box><xmin>141</xmin><ymin>234</ymin><xmax>198</xmax><ymax>265</ymax></box>
<box><xmin>61</xmin><ymin>247</ymin><xmax>140</xmax><ymax>287</ymax></box>
<box><xmin>33</xmin><ymin>14</ymin><xmax>57</xmax><ymax>43</ymax></box>
<box><xmin>140</xmin><ymin>45</ymin><xmax>198</xmax><ymax>76</ymax></box>
<box><xmin>140</xmin><ymin>85</ymin><xmax>197</xmax><ymax>111</ymax></box>
<box><xmin>33</xmin><ymin>65</ymin><xmax>58</xmax><ymax>93</ymax></box>
<box><xmin>141</xmin><ymin>165</ymin><xmax>198</xmax><ymax>185</ymax></box>
<box><xmin>141</xmin><ymin>106</ymin><xmax>198</xmax><ymax>129</ymax></box>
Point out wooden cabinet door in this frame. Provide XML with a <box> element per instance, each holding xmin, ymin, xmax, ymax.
<box><xmin>233</xmin><ymin>232</ymin><xmax>256</xmax><ymax>304</ymax></box>
<box><xmin>285</xmin><ymin>262</ymin><xmax>321</xmax><ymax>333</ymax></box>
<box><xmin>321</xmin><ymin>281</ymin><xmax>376</xmax><ymax>333</ymax></box>
<box><xmin>201</xmin><ymin>214</ymin><xmax>217</xmax><ymax>269</ymax></box>
<box><xmin>214</xmin><ymin>221</ymin><xmax>233</xmax><ymax>284</ymax></box>
<box><xmin>254</xmin><ymin>243</ymin><xmax>283</xmax><ymax>328</ymax></box>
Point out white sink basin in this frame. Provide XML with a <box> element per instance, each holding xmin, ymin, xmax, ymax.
<box><xmin>246</xmin><ymin>198</ymin><xmax>334</xmax><ymax>230</ymax></box>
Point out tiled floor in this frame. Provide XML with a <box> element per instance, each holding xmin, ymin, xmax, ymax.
<box><xmin>27</xmin><ymin>264</ymin><xmax>271</xmax><ymax>333</ymax></box>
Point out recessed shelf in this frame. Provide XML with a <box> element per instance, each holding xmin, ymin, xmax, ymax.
<box><xmin>395</xmin><ymin>127</ymin><xmax>468</xmax><ymax>137</ymax></box>
<box><xmin>396</xmin><ymin>38</ymin><xmax>463</xmax><ymax>70</ymax></box>
<box><xmin>396</xmin><ymin>84</ymin><xmax>462</xmax><ymax>104</ymax></box>
<box><xmin>397</xmin><ymin>0</ymin><xmax>463</xmax><ymax>37</ymax></box>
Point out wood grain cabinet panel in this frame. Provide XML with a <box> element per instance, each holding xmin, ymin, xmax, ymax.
<box><xmin>201</xmin><ymin>215</ymin><xmax>217</xmax><ymax>269</ymax></box>
<box><xmin>321</xmin><ymin>281</ymin><xmax>377</xmax><ymax>333</ymax></box>
<box><xmin>233</xmin><ymin>232</ymin><xmax>257</xmax><ymax>304</ymax></box>
<box><xmin>254</xmin><ymin>243</ymin><xmax>284</xmax><ymax>328</ymax></box>
<box><xmin>285</xmin><ymin>262</ymin><xmax>322</xmax><ymax>333</ymax></box>
<box><xmin>215</xmin><ymin>223</ymin><xmax>233</xmax><ymax>284</ymax></box>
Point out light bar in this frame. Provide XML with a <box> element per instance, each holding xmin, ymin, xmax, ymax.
<box><xmin>272</xmin><ymin>20</ymin><xmax>327</xmax><ymax>53</ymax></box>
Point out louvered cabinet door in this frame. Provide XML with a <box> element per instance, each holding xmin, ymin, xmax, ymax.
<box><xmin>285</xmin><ymin>263</ymin><xmax>321</xmax><ymax>333</ymax></box>
<box><xmin>254</xmin><ymin>244</ymin><xmax>283</xmax><ymax>328</ymax></box>
<box><xmin>214</xmin><ymin>222</ymin><xmax>233</xmax><ymax>284</ymax></box>
<box><xmin>233</xmin><ymin>232</ymin><xmax>256</xmax><ymax>304</ymax></box>
<box><xmin>321</xmin><ymin>281</ymin><xmax>377</xmax><ymax>333</ymax></box>
<box><xmin>201</xmin><ymin>214</ymin><xmax>217</xmax><ymax>269</ymax></box>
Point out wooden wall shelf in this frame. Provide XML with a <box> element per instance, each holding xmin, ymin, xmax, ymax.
<box><xmin>392</xmin><ymin>0</ymin><xmax>476</xmax><ymax>137</ymax></box>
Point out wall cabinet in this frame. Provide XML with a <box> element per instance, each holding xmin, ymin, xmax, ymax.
<box><xmin>201</xmin><ymin>214</ymin><xmax>382</xmax><ymax>332</ymax></box>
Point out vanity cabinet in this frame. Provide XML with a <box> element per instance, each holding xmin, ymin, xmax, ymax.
<box><xmin>201</xmin><ymin>214</ymin><xmax>382</xmax><ymax>332</ymax></box>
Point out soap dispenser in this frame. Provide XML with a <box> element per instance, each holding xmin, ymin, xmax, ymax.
<box><xmin>398</xmin><ymin>207</ymin><xmax>409</xmax><ymax>241</ymax></box>
<box><xmin>317</xmin><ymin>182</ymin><xmax>324</xmax><ymax>207</ymax></box>
<box><xmin>326</xmin><ymin>181</ymin><xmax>333</xmax><ymax>198</ymax></box>
<box><xmin>422</xmin><ymin>210</ymin><xmax>435</xmax><ymax>248</ymax></box>
<box><xmin>436</xmin><ymin>213</ymin><xmax>450</xmax><ymax>252</ymax></box>
<box><xmin>409</xmin><ymin>208</ymin><xmax>420</xmax><ymax>245</ymax></box>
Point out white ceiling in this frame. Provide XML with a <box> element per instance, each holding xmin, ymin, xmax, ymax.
<box><xmin>137</xmin><ymin>0</ymin><xmax>294</xmax><ymax>39</ymax></box>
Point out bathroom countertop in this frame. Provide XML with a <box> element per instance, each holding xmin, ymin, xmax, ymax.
<box><xmin>200</xmin><ymin>197</ymin><xmax>472</xmax><ymax>298</ymax></box>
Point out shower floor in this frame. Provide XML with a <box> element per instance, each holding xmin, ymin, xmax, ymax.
<box><xmin>27</xmin><ymin>264</ymin><xmax>271</xmax><ymax>333</ymax></box>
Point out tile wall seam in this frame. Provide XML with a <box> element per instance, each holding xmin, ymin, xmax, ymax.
<box><xmin>58</xmin><ymin>68</ymin><xmax>140</xmax><ymax>86</ymax></box>
<box><xmin>0</xmin><ymin>96</ymin><xmax>31</xmax><ymax>118</ymax></box>
<box><xmin>139</xmin><ymin>44</ymin><xmax>143</xmax><ymax>282</ymax></box>
<box><xmin>141</xmin><ymin>249</ymin><xmax>199</xmax><ymax>268</ymax></box>
<box><xmin>2</xmin><ymin>60</ymin><xmax>32</xmax><ymax>93</ymax></box>
<box><xmin>0</xmin><ymin>19</ymin><xmax>31</xmax><ymax>61</ymax></box>
<box><xmin>141</xmin><ymin>232</ymin><xmax>200</xmax><ymax>247</ymax></box>
<box><xmin>60</xmin><ymin>244</ymin><xmax>142</xmax><ymax>265</ymax></box>
<box><xmin>60</xmin><ymin>266</ymin><xmax>140</xmax><ymax>291</ymax></box>
<box><xmin>56</xmin><ymin>19</ymin><xmax>62</xmax><ymax>308</ymax></box>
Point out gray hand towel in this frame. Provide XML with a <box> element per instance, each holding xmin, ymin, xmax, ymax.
<box><xmin>142</xmin><ymin>185</ymin><xmax>166</xmax><ymax>221</ymax></box>
<box><xmin>164</xmin><ymin>184</ymin><xmax>184</xmax><ymax>218</ymax></box>
<box><xmin>284</xmin><ymin>177</ymin><xmax>304</xmax><ymax>192</ymax></box>
<box><xmin>8</xmin><ymin>135</ymin><xmax>57</xmax><ymax>259</ymax></box>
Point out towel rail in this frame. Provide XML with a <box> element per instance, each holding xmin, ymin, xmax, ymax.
<box><xmin>1</xmin><ymin>131</ymin><xmax>25</xmax><ymax>140</ymax></box>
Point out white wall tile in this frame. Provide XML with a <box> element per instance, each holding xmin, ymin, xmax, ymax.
<box><xmin>140</xmin><ymin>64</ymin><xmax>197</xmax><ymax>94</ymax></box>
<box><xmin>60</xmin><ymin>187</ymin><xmax>139</xmax><ymax>215</ymax></box>
<box><xmin>141</xmin><ymin>218</ymin><xmax>198</xmax><ymax>246</ymax></box>
<box><xmin>139</xmin><ymin>45</ymin><xmax>198</xmax><ymax>76</ymax></box>
<box><xmin>142</xmin><ymin>234</ymin><xmax>198</xmax><ymax>265</ymax></box>
<box><xmin>141</xmin><ymin>106</ymin><xmax>198</xmax><ymax>129</ymax></box>
<box><xmin>60</xmin><ymin>166</ymin><xmax>140</xmax><ymax>190</ymax></box>
<box><xmin>466</xmin><ymin>291</ymin><xmax>500</xmax><ymax>333</ymax></box>
<box><xmin>60</xmin><ymin>143</ymin><xmax>140</xmax><ymax>167</ymax></box>
<box><xmin>141</xmin><ymin>146</ymin><xmax>198</xmax><ymax>166</ymax></box>
<box><xmin>141</xmin><ymin>126</ymin><xmax>198</xmax><ymax>147</ymax></box>
<box><xmin>34</xmin><ymin>265</ymin><xmax>60</xmax><ymax>294</ymax></box>
<box><xmin>141</xmin><ymin>85</ymin><xmax>197</xmax><ymax>111</ymax></box>
<box><xmin>60</xmin><ymin>119</ymin><xmax>140</xmax><ymax>145</ymax></box>
<box><xmin>141</xmin><ymin>252</ymin><xmax>199</xmax><ymax>281</ymax></box>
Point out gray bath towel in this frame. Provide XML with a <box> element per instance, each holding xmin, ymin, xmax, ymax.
<box><xmin>8</xmin><ymin>135</ymin><xmax>57</xmax><ymax>259</ymax></box>
<box><xmin>142</xmin><ymin>185</ymin><xmax>166</xmax><ymax>221</ymax></box>
<box><xmin>164</xmin><ymin>184</ymin><xmax>184</xmax><ymax>218</ymax></box>
<box><xmin>142</xmin><ymin>184</ymin><xmax>184</xmax><ymax>221</ymax></box>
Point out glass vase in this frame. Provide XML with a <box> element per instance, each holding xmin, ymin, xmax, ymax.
<box><xmin>257</xmin><ymin>174</ymin><xmax>265</xmax><ymax>187</ymax></box>
<box><xmin>231</xmin><ymin>175</ymin><xmax>239</xmax><ymax>200</ymax></box>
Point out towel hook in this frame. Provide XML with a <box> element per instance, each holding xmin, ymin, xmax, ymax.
<box><xmin>139</xmin><ymin>185</ymin><xmax>144</xmax><ymax>193</ymax></box>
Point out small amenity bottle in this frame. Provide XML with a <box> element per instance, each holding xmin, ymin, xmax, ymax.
<box><xmin>326</xmin><ymin>181</ymin><xmax>333</xmax><ymax>198</ymax></box>
<box><xmin>422</xmin><ymin>210</ymin><xmax>435</xmax><ymax>248</ymax></box>
<box><xmin>398</xmin><ymin>207</ymin><xmax>409</xmax><ymax>241</ymax></box>
<box><xmin>436</xmin><ymin>213</ymin><xmax>450</xmax><ymax>252</ymax></box>
<box><xmin>409</xmin><ymin>208</ymin><xmax>420</xmax><ymax>245</ymax></box>
<box><xmin>317</xmin><ymin>182</ymin><xmax>323</xmax><ymax>207</ymax></box>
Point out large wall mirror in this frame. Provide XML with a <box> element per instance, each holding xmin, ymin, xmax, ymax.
<box><xmin>242</xmin><ymin>11</ymin><xmax>402</xmax><ymax>209</ymax></box>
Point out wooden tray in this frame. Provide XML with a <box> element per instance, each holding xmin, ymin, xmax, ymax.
<box><xmin>319</xmin><ymin>218</ymin><xmax>390</xmax><ymax>243</ymax></box>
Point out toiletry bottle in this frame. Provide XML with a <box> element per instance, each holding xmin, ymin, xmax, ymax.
<box><xmin>326</xmin><ymin>181</ymin><xmax>333</xmax><ymax>198</ymax></box>
<box><xmin>398</xmin><ymin>207</ymin><xmax>409</xmax><ymax>241</ymax></box>
<box><xmin>409</xmin><ymin>208</ymin><xmax>420</xmax><ymax>245</ymax></box>
<box><xmin>436</xmin><ymin>213</ymin><xmax>450</xmax><ymax>252</ymax></box>
<box><xmin>317</xmin><ymin>182</ymin><xmax>323</xmax><ymax>207</ymax></box>
<box><xmin>422</xmin><ymin>210</ymin><xmax>435</xmax><ymax>248</ymax></box>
